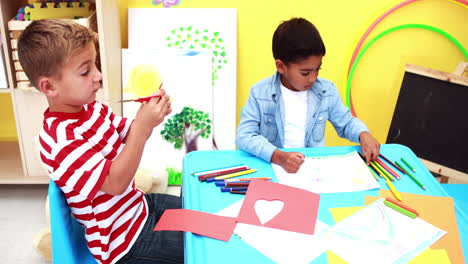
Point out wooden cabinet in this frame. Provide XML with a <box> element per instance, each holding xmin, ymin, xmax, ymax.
<box><xmin>0</xmin><ymin>0</ymin><xmax>122</xmax><ymax>183</ymax></box>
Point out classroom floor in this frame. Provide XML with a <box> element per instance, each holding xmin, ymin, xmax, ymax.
<box><xmin>0</xmin><ymin>184</ymin><xmax>181</xmax><ymax>264</ymax></box>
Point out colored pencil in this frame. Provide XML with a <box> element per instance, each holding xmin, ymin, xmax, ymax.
<box><xmin>230</xmin><ymin>191</ymin><xmax>247</xmax><ymax>195</ymax></box>
<box><xmin>395</xmin><ymin>161</ymin><xmax>426</xmax><ymax>190</ymax></box>
<box><xmin>213</xmin><ymin>169</ymin><xmax>258</xmax><ymax>180</ymax></box>
<box><xmin>401</xmin><ymin>158</ymin><xmax>416</xmax><ymax>172</ymax></box>
<box><xmin>385</xmin><ymin>180</ymin><xmax>402</xmax><ymax>201</ymax></box>
<box><xmin>376</xmin><ymin>158</ymin><xmax>401</xmax><ymax>179</ymax></box>
<box><xmin>215</xmin><ymin>182</ymin><xmax>250</xmax><ymax>187</ymax></box>
<box><xmin>198</xmin><ymin>166</ymin><xmax>250</xmax><ymax>181</ymax></box>
<box><xmin>192</xmin><ymin>164</ymin><xmax>244</xmax><ymax>176</ymax></box>
<box><xmin>357</xmin><ymin>152</ymin><xmax>379</xmax><ymax>180</ymax></box>
<box><xmin>383</xmin><ymin>200</ymin><xmax>415</xmax><ymax>218</ymax></box>
<box><xmin>213</xmin><ymin>177</ymin><xmax>272</xmax><ymax>183</ymax></box>
<box><xmin>371</xmin><ymin>161</ymin><xmax>395</xmax><ymax>181</ymax></box>
<box><xmin>385</xmin><ymin>197</ymin><xmax>419</xmax><ymax>216</ymax></box>
<box><xmin>221</xmin><ymin>187</ymin><xmax>248</xmax><ymax>192</ymax></box>
<box><xmin>379</xmin><ymin>154</ymin><xmax>405</xmax><ymax>174</ymax></box>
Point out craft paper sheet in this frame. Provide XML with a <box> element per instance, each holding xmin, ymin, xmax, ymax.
<box><xmin>323</xmin><ymin>198</ymin><xmax>447</xmax><ymax>264</ymax></box>
<box><xmin>272</xmin><ymin>151</ymin><xmax>380</xmax><ymax>193</ymax></box>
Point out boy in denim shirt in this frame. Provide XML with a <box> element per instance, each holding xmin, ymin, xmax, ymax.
<box><xmin>236</xmin><ymin>18</ymin><xmax>380</xmax><ymax>173</ymax></box>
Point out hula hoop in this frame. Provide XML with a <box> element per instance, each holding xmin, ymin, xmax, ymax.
<box><xmin>346</xmin><ymin>0</ymin><xmax>468</xmax><ymax>116</ymax></box>
<box><xmin>345</xmin><ymin>24</ymin><xmax>468</xmax><ymax>114</ymax></box>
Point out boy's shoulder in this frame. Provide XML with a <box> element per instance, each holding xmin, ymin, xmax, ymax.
<box><xmin>249</xmin><ymin>73</ymin><xmax>279</xmax><ymax>96</ymax></box>
<box><xmin>313</xmin><ymin>77</ymin><xmax>339</xmax><ymax>97</ymax></box>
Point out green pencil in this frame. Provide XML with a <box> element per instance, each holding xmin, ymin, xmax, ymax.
<box><xmin>383</xmin><ymin>200</ymin><xmax>417</xmax><ymax>219</ymax></box>
<box><xmin>401</xmin><ymin>158</ymin><xmax>416</xmax><ymax>172</ymax></box>
<box><xmin>395</xmin><ymin>161</ymin><xmax>426</xmax><ymax>190</ymax></box>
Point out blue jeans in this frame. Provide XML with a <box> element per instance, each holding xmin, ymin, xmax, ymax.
<box><xmin>116</xmin><ymin>193</ymin><xmax>184</xmax><ymax>264</ymax></box>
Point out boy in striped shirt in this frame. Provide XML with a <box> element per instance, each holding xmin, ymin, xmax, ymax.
<box><xmin>18</xmin><ymin>19</ymin><xmax>184</xmax><ymax>264</ymax></box>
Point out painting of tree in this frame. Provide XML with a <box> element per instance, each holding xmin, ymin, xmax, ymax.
<box><xmin>161</xmin><ymin>106</ymin><xmax>212</xmax><ymax>153</ymax></box>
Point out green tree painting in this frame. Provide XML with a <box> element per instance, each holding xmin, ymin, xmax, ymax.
<box><xmin>160</xmin><ymin>106</ymin><xmax>212</xmax><ymax>184</ymax></box>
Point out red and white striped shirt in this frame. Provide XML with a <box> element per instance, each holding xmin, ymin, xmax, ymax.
<box><xmin>39</xmin><ymin>101</ymin><xmax>148</xmax><ymax>264</ymax></box>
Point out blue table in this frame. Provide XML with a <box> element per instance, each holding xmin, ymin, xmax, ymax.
<box><xmin>182</xmin><ymin>144</ymin><xmax>467</xmax><ymax>263</ymax></box>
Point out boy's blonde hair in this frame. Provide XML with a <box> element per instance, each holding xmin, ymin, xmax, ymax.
<box><xmin>17</xmin><ymin>19</ymin><xmax>98</xmax><ymax>88</ymax></box>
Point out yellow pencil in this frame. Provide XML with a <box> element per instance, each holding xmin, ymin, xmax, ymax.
<box><xmin>214</xmin><ymin>169</ymin><xmax>257</xmax><ymax>180</ymax></box>
<box><xmin>386</xmin><ymin>180</ymin><xmax>402</xmax><ymax>201</ymax></box>
<box><xmin>372</xmin><ymin>161</ymin><xmax>395</xmax><ymax>181</ymax></box>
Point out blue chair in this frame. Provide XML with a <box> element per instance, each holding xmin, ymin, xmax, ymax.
<box><xmin>48</xmin><ymin>180</ymin><xmax>96</xmax><ymax>264</ymax></box>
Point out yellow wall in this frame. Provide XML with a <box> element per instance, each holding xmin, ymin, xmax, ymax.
<box><xmin>119</xmin><ymin>0</ymin><xmax>468</xmax><ymax>146</ymax></box>
<box><xmin>0</xmin><ymin>93</ymin><xmax>18</xmax><ymax>141</ymax></box>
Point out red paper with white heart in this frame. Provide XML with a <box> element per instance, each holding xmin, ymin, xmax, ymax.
<box><xmin>236</xmin><ymin>180</ymin><xmax>320</xmax><ymax>235</ymax></box>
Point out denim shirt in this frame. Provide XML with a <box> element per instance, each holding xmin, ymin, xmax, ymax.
<box><xmin>236</xmin><ymin>72</ymin><xmax>368</xmax><ymax>162</ymax></box>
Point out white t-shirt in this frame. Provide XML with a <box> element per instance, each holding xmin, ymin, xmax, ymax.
<box><xmin>280</xmin><ymin>83</ymin><xmax>308</xmax><ymax>148</ymax></box>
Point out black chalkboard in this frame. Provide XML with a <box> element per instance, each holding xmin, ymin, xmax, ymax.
<box><xmin>386</xmin><ymin>69</ymin><xmax>468</xmax><ymax>174</ymax></box>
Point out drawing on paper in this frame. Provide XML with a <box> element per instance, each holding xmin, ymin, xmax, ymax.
<box><xmin>122</xmin><ymin>49</ymin><xmax>212</xmax><ymax>185</ymax></box>
<box><xmin>166</xmin><ymin>26</ymin><xmax>228</xmax><ymax>85</ymax></box>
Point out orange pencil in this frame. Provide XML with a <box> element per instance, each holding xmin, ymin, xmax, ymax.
<box><xmin>385</xmin><ymin>197</ymin><xmax>418</xmax><ymax>216</ymax></box>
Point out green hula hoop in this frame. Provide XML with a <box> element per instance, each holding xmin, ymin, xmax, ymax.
<box><xmin>345</xmin><ymin>24</ymin><xmax>468</xmax><ymax>112</ymax></box>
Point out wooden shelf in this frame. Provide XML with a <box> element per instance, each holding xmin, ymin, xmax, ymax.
<box><xmin>0</xmin><ymin>0</ymin><xmax>121</xmax><ymax>184</ymax></box>
<box><xmin>0</xmin><ymin>141</ymin><xmax>48</xmax><ymax>184</ymax></box>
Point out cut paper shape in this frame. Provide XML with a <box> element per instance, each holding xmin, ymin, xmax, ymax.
<box><xmin>254</xmin><ymin>199</ymin><xmax>284</xmax><ymax>225</ymax></box>
<box><xmin>366</xmin><ymin>190</ymin><xmax>464</xmax><ymax>264</ymax></box>
<box><xmin>408</xmin><ymin>248</ymin><xmax>451</xmax><ymax>264</ymax></box>
<box><xmin>323</xmin><ymin>198</ymin><xmax>446</xmax><ymax>264</ymax></box>
<box><xmin>236</xmin><ymin>180</ymin><xmax>320</xmax><ymax>235</ymax></box>
<box><xmin>327</xmin><ymin>250</ymin><xmax>349</xmax><ymax>264</ymax></box>
<box><xmin>233</xmin><ymin>221</ymin><xmax>330</xmax><ymax>264</ymax></box>
<box><xmin>153</xmin><ymin>209</ymin><xmax>236</xmax><ymax>241</ymax></box>
<box><xmin>329</xmin><ymin>206</ymin><xmax>365</xmax><ymax>223</ymax></box>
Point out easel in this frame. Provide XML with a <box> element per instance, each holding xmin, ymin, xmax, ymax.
<box><xmin>409</xmin><ymin>62</ymin><xmax>468</xmax><ymax>183</ymax></box>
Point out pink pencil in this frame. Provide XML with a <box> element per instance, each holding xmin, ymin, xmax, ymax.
<box><xmin>376</xmin><ymin>158</ymin><xmax>401</xmax><ymax>179</ymax></box>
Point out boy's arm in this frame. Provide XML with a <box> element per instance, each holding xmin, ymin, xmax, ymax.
<box><xmin>236</xmin><ymin>93</ymin><xmax>277</xmax><ymax>162</ymax></box>
<box><xmin>271</xmin><ymin>150</ymin><xmax>305</xmax><ymax>173</ymax></box>
<box><xmin>101</xmin><ymin>90</ymin><xmax>171</xmax><ymax>195</ymax></box>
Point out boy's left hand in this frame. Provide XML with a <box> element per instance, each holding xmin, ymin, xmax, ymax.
<box><xmin>359</xmin><ymin>131</ymin><xmax>380</xmax><ymax>164</ymax></box>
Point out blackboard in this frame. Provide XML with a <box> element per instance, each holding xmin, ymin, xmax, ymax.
<box><xmin>386</xmin><ymin>64</ymin><xmax>468</xmax><ymax>174</ymax></box>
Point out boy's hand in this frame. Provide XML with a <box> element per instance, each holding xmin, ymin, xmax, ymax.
<box><xmin>134</xmin><ymin>89</ymin><xmax>172</xmax><ymax>138</ymax></box>
<box><xmin>359</xmin><ymin>131</ymin><xmax>380</xmax><ymax>164</ymax></box>
<box><xmin>271</xmin><ymin>149</ymin><xmax>305</xmax><ymax>173</ymax></box>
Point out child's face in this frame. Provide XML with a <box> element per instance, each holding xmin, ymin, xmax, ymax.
<box><xmin>49</xmin><ymin>42</ymin><xmax>102</xmax><ymax>112</ymax></box>
<box><xmin>276</xmin><ymin>55</ymin><xmax>322</xmax><ymax>92</ymax></box>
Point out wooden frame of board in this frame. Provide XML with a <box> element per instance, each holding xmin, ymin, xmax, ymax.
<box><xmin>405</xmin><ymin>63</ymin><xmax>468</xmax><ymax>183</ymax></box>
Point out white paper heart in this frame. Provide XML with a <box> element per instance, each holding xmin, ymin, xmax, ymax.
<box><xmin>254</xmin><ymin>199</ymin><xmax>285</xmax><ymax>225</ymax></box>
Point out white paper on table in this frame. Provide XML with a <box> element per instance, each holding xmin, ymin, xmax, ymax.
<box><xmin>322</xmin><ymin>198</ymin><xmax>447</xmax><ymax>264</ymax></box>
<box><xmin>216</xmin><ymin>199</ymin><xmax>330</xmax><ymax>264</ymax></box>
<box><xmin>272</xmin><ymin>151</ymin><xmax>380</xmax><ymax>193</ymax></box>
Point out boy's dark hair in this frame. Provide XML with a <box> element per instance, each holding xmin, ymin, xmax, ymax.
<box><xmin>17</xmin><ymin>19</ymin><xmax>97</xmax><ymax>88</ymax></box>
<box><xmin>272</xmin><ymin>18</ymin><xmax>326</xmax><ymax>64</ymax></box>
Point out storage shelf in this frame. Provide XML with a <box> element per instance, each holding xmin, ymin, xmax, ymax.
<box><xmin>0</xmin><ymin>141</ymin><xmax>48</xmax><ymax>184</ymax></box>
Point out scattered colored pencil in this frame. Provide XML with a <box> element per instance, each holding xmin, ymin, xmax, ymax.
<box><xmin>192</xmin><ymin>164</ymin><xmax>244</xmax><ymax>176</ymax></box>
<box><xmin>401</xmin><ymin>158</ymin><xmax>416</xmax><ymax>172</ymax></box>
<box><xmin>395</xmin><ymin>161</ymin><xmax>426</xmax><ymax>190</ymax></box>
<box><xmin>376</xmin><ymin>158</ymin><xmax>401</xmax><ymax>179</ymax></box>
<box><xmin>371</xmin><ymin>161</ymin><xmax>395</xmax><ymax>181</ymax></box>
<box><xmin>198</xmin><ymin>166</ymin><xmax>250</xmax><ymax>181</ymax></box>
<box><xmin>384</xmin><ymin>200</ymin><xmax>416</xmax><ymax>218</ymax></box>
<box><xmin>211</xmin><ymin>169</ymin><xmax>258</xmax><ymax>181</ymax></box>
<box><xmin>385</xmin><ymin>180</ymin><xmax>402</xmax><ymax>201</ymax></box>
<box><xmin>379</xmin><ymin>154</ymin><xmax>405</xmax><ymax>174</ymax></box>
<box><xmin>357</xmin><ymin>152</ymin><xmax>379</xmax><ymax>180</ymax></box>
<box><xmin>385</xmin><ymin>197</ymin><xmax>419</xmax><ymax>216</ymax></box>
